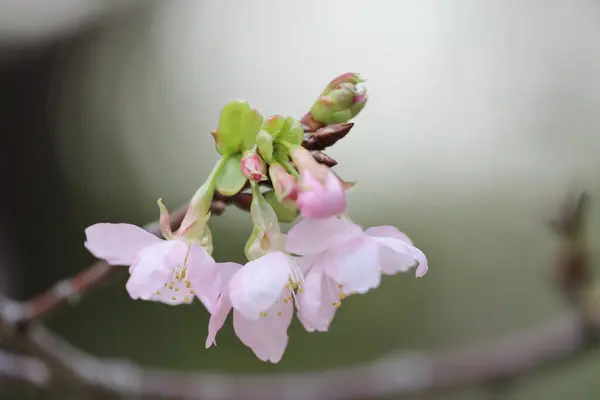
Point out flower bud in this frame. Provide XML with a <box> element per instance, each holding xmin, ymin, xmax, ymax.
<box><xmin>310</xmin><ymin>73</ymin><xmax>368</xmax><ymax>125</ymax></box>
<box><xmin>240</xmin><ymin>151</ymin><xmax>267</xmax><ymax>182</ymax></box>
<box><xmin>269</xmin><ymin>164</ymin><xmax>298</xmax><ymax>203</ymax></box>
<box><xmin>289</xmin><ymin>146</ymin><xmax>346</xmax><ymax>219</ymax></box>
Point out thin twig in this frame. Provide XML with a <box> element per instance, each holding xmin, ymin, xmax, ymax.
<box><xmin>0</xmin><ymin>348</ymin><xmax>49</xmax><ymax>388</ymax></box>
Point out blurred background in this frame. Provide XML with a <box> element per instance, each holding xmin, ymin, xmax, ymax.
<box><xmin>2</xmin><ymin>0</ymin><xmax>600</xmax><ymax>398</ymax></box>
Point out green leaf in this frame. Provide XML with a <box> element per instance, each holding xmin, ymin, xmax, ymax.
<box><xmin>215</xmin><ymin>154</ymin><xmax>247</xmax><ymax>196</ymax></box>
<box><xmin>214</xmin><ymin>100</ymin><xmax>263</xmax><ymax>154</ymax></box>
<box><xmin>256</xmin><ymin>130</ymin><xmax>274</xmax><ymax>162</ymax></box>
<box><xmin>264</xmin><ymin>190</ymin><xmax>299</xmax><ymax>223</ymax></box>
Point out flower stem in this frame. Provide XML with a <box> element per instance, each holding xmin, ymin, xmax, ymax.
<box><xmin>190</xmin><ymin>155</ymin><xmax>231</xmax><ymax>212</ymax></box>
<box><xmin>180</xmin><ymin>155</ymin><xmax>231</xmax><ymax>232</ymax></box>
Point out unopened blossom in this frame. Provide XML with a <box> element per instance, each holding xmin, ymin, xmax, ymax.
<box><xmin>290</xmin><ymin>145</ymin><xmax>346</xmax><ymax>219</ymax></box>
<box><xmin>285</xmin><ymin>217</ymin><xmax>427</xmax><ymax>331</ymax></box>
<box><xmin>240</xmin><ymin>151</ymin><xmax>267</xmax><ymax>182</ymax></box>
<box><xmin>269</xmin><ymin>163</ymin><xmax>298</xmax><ymax>204</ymax></box>
<box><xmin>84</xmin><ymin>222</ymin><xmax>220</xmax><ymax>311</ymax></box>
<box><xmin>310</xmin><ymin>73</ymin><xmax>368</xmax><ymax>125</ymax></box>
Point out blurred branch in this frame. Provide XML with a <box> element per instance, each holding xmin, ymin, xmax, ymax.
<box><xmin>0</xmin><ymin>109</ymin><xmax>599</xmax><ymax>397</ymax></box>
<box><xmin>0</xmin><ymin>348</ymin><xmax>49</xmax><ymax>388</ymax></box>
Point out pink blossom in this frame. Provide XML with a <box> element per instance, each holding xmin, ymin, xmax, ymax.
<box><xmin>297</xmin><ymin>170</ymin><xmax>347</xmax><ymax>219</ymax></box>
<box><xmin>84</xmin><ymin>223</ymin><xmax>220</xmax><ymax>311</ymax></box>
<box><xmin>290</xmin><ymin>145</ymin><xmax>346</xmax><ymax>219</ymax></box>
<box><xmin>206</xmin><ymin>252</ymin><xmax>305</xmax><ymax>363</ymax></box>
<box><xmin>285</xmin><ymin>217</ymin><xmax>427</xmax><ymax>331</ymax></box>
<box><xmin>269</xmin><ymin>164</ymin><xmax>299</xmax><ymax>203</ymax></box>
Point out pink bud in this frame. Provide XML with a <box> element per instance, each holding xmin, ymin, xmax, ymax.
<box><xmin>297</xmin><ymin>169</ymin><xmax>346</xmax><ymax>219</ymax></box>
<box><xmin>269</xmin><ymin>164</ymin><xmax>298</xmax><ymax>202</ymax></box>
<box><xmin>240</xmin><ymin>152</ymin><xmax>267</xmax><ymax>182</ymax></box>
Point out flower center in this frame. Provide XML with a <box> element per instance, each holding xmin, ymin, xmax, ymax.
<box><xmin>326</xmin><ymin>280</ymin><xmax>357</xmax><ymax>309</ymax></box>
<box><xmin>152</xmin><ymin>244</ymin><xmax>196</xmax><ymax>304</ymax></box>
<box><xmin>259</xmin><ymin>258</ymin><xmax>305</xmax><ymax>318</ymax></box>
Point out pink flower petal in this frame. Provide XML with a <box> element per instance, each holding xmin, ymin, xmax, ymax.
<box><xmin>297</xmin><ymin>263</ymin><xmax>337</xmax><ymax>332</ymax></box>
<box><xmin>229</xmin><ymin>252</ymin><xmax>292</xmax><ymax>320</ymax></box>
<box><xmin>205</xmin><ymin>295</ymin><xmax>232</xmax><ymax>348</ymax></box>
<box><xmin>185</xmin><ymin>244</ymin><xmax>220</xmax><ymax>312</ymax></box>
<box><xmin>323</xmin><ymin>237</ymin><xmax>381</xmax><ymax>294</ymax></box>
<box><xmin>205</xmin><ymin>262</ymin><xmax>242</xmax><ymax>348</ymax></box>
<box><xmin>85</xmin><ymin>223</ymin><xmax>161</xmax><ymax>266</ymax></box>
<box><xmin>232</xmin><ymin>300</ymin><xmax>293</xmax><ymax>363</ymax></box>
<box><xmin>364</xmin><ymin>225</ymin><xmax>413</xmax><ymax>245</ymax></box>
<box><xmin>373</xmin><ymin>237</ymin><xmax>428</xmax><ymax>277</ymax></box>
<box><xmin>285</xmin><ymin>217</ymin><xmax>362</xmax><ymax>255</ymax></box>
<box><xmin>126</xmin><ymin>240</ymin><xmax>187</xmax><ymax>301</ymax></box>
<box><xmin>297</xmin><ymin>170</ymin><xmax>347</xmax><ymax>219</ymax></box>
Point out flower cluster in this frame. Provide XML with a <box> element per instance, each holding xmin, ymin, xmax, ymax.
<box><xmin>84</xmin><ymin>73</ymin><xmax>428</xmax><ymax>363</ymax></box>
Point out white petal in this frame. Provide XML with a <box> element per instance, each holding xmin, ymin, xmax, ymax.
<box><xmin>205</xmin><ymin>295</ymin><xmax>232</xmax><ymax>348</ymax></box>
<box><xmin>232</xmin><ymin>301</ymin><xmax>293</xmax><ymax>363</ymax></box>
<box><xmin>126</xmin><ymin>240</ymin><xmax>187</xmax><ymax>301</ymax></box>
<box><xmin>373</xmin><ymin>237</ymin><xmax>428</xmax><ymax>277</ymax></box>
<box><xmin>229</xmin><ymin>252</ymin><xmax>292</xmax><ymax>320</ymax></box>
<box><xmin>364</xmin><ymin>225</ymin><xmax>413</xmax><ymax>245</ymax></box>
<box><xmin>323</xmin><ymin>237</ymin><xmax>381</xmax><ymax>294</ymax></box>
<box><xmin>297</xmin><ymin>262</ymin><xmax>337</xmax><ymax>332</ymax></box>
<box><xmin>284</xmin><ymin>217</ymin><xmax>363</xmax><ymax>256</ymax></box>
<box><xmin>85</xmin><ymin>223</ymin><xmax>161</xmax><ymax>265</ymax></box>
<box><xmin>186</xmin><ymin>244</ymin><xmax>219</xmax><ymax>312</ymax></box>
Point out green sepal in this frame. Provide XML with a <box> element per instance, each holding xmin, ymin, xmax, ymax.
<box><xmin>213</xmin><ymin>100</ymin><xmax>263</xmax><ymax>154</ymax></box>
<box><xmin>256</xmin><ymin>130</ymin><xmax>274</xmax><ymax>162</ymax></box>
<box><xmin>215</xmin><ymin>154</ymin><xmax>247</xmax><ymax>196</ymax></box>
<box><xmin>262</xmin><ymin>115</ymin><xmax>303</xmax><ymax>147</ymax></box>
<box><xmin>264</xmin><ymin>190</ymin><xmax>299</xmax><ymax>223</ymax></box>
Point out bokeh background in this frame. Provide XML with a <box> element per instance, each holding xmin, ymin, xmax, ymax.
<box><xmin>2</xmin><ymin>0</ymin><xmax>600</xmax><ymax>398</ymax></box>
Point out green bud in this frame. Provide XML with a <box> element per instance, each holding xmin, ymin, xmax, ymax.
<box><xmin>211</xmin><ymin>100</ymin><xmax>263</xmax><ymax>155</ymax></box>
<box><xmin>310</xmin><ymin>73</ymin><xmax>368</xmax><ymax>124</ymax></box>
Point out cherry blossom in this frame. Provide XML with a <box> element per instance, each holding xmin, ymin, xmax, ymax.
<box><xmin>206</xmin><ymin>252</ymin><xmax>306</xmax><ymax>363</ymax></box>
<box><xmin>285</xmin><ymin>217</ymin><xmax>427</xmax><ymax>331</ymax></box>
<box><xmin>84</xmin><ymin>223</ymin><xmax>219</xmax><ymax>311</ymax></box>
<box><xmin>289</xmin><ymin>145</ymin><xmax>346</xmax><ymax>219</ymax></box>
